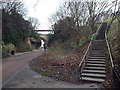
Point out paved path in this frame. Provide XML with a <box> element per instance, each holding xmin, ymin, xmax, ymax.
<box><xmin>3</xmin><ymin>64</ymin><xmax>104</xmax><ymax>89</ymax></box>
<box><xmin>2</xmin><ymin>49</ymin><xmax>44</xmax><ymax>86</ymax></box>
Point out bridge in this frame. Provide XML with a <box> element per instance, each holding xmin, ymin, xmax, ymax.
<box><xmin>34</xmin><ymin>30</ymin><xmax>54</xmax><ymax>34</ymax></box>
<box><xmin>34</xmin><ymin>30</ymin><xmax>54</xmax><ymax>45</ymax></box>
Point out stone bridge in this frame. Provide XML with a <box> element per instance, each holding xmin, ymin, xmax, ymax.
<box><xmin>35</xmin><ymin>30</ymin><xmax>54</xmax><ymax>43</ymax></box>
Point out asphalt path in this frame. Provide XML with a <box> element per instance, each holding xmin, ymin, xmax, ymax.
<box><xmin>2</xmin><ymin>49</ymin><xmax>44</xmax><ymax>86</ymax></box>
<box><xmin>3</xmin><ymin>64</ymin><xmax>104</xmax><ymax>89</ymax></box>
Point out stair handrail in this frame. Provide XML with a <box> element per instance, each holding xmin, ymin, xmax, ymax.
<box><xmin>78</xmin><ymin>22</ymin><xmax>103</xmax><ymax>76</ymax></box>
<box><xmin>105</xmin><ymin>22</ymin><xmax>120</xmax><ymax>87</ymax></box>
<box><xmin>105</xmin><ymin>22</ymin><xmax>114</xmax><ymax>68</ymax></box>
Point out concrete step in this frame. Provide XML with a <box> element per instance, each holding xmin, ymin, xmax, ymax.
<box><xmin>88</xmin><ymin>57</ymin><xmax>105</xmax><ymax>59</ymax></box>
<box><xmin>92</xmin><ymin>41</ymin><xmax>105</xmax><ymax>44</ymax></box>
<box><xmin>92</xmin><ymin>45</ymin><xmax>105</xmax><ymax>47</ymax></box>
<box><xmin>87</xmin><ymin>61</ymin><xmax>105</xmax><ymax>64</ymax></box>
<box><xmin>94</xmin><ymin>40</ymin><xmax>104</xmax><ymax>41</ymax></box>
<box><xmin>91</xmin><ymin>48</ymin><xmax>105</xmax><ymax>50</ymax></box>
<box><xmin>89</xmin><ymin>54</ymin><xmax>105</xmax><ymax>57</ymax></box>
<box><xmin>90</xmin><ymin>53</ymin><xmax>105</xmax><ymax>55</ymax></box>
<box><xmin>90</xmin><ymin>50</ymin><xmax>105</xmax><ymax>53</ymax></box>
<box><xmin>92</xmin><ymin>43</ymin><xmax>104</xmax><ymax>44</ymax></box>
<box><xmin>91</xmin><ymin>46</ymin><xmax>105</xmax><ymax>48</ymax></box>
<box><xmin>92</xmin><ymin>42</ymin><xmax>104</xmax><ymax>43</ymax></box>
<box><xmin>82</xmin><ymin>73</ymin><xmax>106</xmax><ymax>78</ymax></box>
<box><xmin>90</xmin><ymin>51</ymin><xmax>105</xmax><ymax>54</ymax></box>
<box><xmin>86</xmin><ymin>63</ymin><xmax>106</xmax><ymax>67</ymax></box>
<box><xmin>92</xmin><ymin>43</ymin><xmax>105</xmax><ymax>45</ymax></box>
<box><xmin>87</xmin><ymin>58</ymin><xmax>105</xmax><ymax>61</ymax></box>
<box><xmin>84</xmin><ymin>66</ymin><xmax>106</xmax><ymax>70</ymax></box>
<box><xmin>82</xmin><ymin>69</ymin><xmax>106</xmax><ymax>74</ymax></box>
<box><xmin>82</xmin><ymin>76</ymin><xmax>105</xmax><ymax>82</ymax></box>
<box><xmin>92</xmin><ymin>44</ymin><xmax>104</xmax><ymax>45</ymax></box>
<box><xmin>92</xmin><ymin>44</ymin><xmax>104</xmax><ymax>46</ymax></box>
<box><xmin>93</xmin><ymin>40</ymin><xmax>105</xmax><ymax>43</ymax></box>
<box><xmin>90</xmin><ymin>51</ymin><xmax>105</xmax><ymax>53</ymax></box>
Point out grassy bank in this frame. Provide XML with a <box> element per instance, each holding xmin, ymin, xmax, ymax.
<box><xmin>29</xmin><ymin>39</ymin><xmax>90</xmax><ymax>83</ymax></box>
<box><xmin>107</xmin><ymin>18</ymin><xmax>120</xmax><ymax>73</ymax></box>
<box><xmin>29</xmin><ymin>23</ymin><xmax>102</xmax><ymax>83</ymax></box>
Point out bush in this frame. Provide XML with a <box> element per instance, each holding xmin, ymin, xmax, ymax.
<box><xmin>78</xmin><ymin>38</ymin><xmax>87</xmax><ymax>47</ymax></box>
<box><xmin>2</xmin><ymin>42</ymin><xmax>15</xmax><ymax>58</ymax></box>
<box><xmin>70</xmin><ymin>35</ymin><xmax>92</xmax><ymax>49</ymax></box>
<box><xmin>2</xmin><ymin>42</ymin><xmax>9</xmax><ymax>57</ymax></box>
<box><xmin>6</xmin><ymin>43</ymin><xmax>16</xmax><ymax>51</ymax></box>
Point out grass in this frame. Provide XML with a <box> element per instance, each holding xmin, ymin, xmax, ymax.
<box><xmin>107</xmin><ymin>18</ymin><xmax>120</xmax><ymax>73</ymax></box>
<box><xmin>107</xmin><ymin>19</ymin><xmax>118</xmax><ymax>45</ymax></box>
<box><xmin>92</xmin><ymin>23</ymin><xmax>102</xmax><ymax>40</ymax></box>
<box><xmin>103</xmin><ymin>17</ymin><xmax>112</xmax><ymax>22</ymax></box>
<box><xmin>48</xmin><ymin>42</ymin><xmax>73</xmax><ymax>57</ymax></box>
<box><xmin>31</xmin><ymin>65</ymin><xmax>41</xmax><ymax>72</ymax></box>
<box><xmin>31</xmin><ymin>65</ymin><xmax>55</xmax><ymax>76</ymax></box>
<box><xmin>42</xmin><ymin>70</ymin><xmax>55</xmax><ymax>77</ymax></box>
<box><xmin>29</xmin><ymin>38</ymin><xmax>89</xmax><ymax>83</ymax></box>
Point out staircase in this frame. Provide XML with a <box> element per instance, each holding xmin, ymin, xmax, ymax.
<box><xmin>80</xmin><ymin>23</ymin><xmax>108</xmax><ymax>83</ymax></box>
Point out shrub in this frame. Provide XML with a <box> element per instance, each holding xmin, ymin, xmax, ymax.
<box><xmin>2</xmin><ymin>42</ymin><xmax>15</xmax><ymax>58</ymax></box>
<box><xmin>70</xmin><ymin>37</ymin><xmax>88</xmax><ymax>48</ymax></box>
<box><xmin>78</xmin><ymin>38</ymin><xmax>87</xmax><ymax>47</ymax></box>
<box><xmin>6</xmin><ymin>43</ymin><xmax>16</xmax><ymax>51</ymax></box>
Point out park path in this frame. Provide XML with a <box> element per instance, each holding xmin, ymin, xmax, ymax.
<box><xmin>2</xmin><ymin>49</ymin><xmax>44</xmax><ymax>86</ymax></box>
<box><xmin>3</xmin><ymin>64</ymin><xmax>104</xmax><ymax>88</ymax></box>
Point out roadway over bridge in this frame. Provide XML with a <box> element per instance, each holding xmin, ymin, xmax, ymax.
<box><xmin>34</xmin><ymin>30</ymin><xmax>54</xmax><ymax>34</ymax></box>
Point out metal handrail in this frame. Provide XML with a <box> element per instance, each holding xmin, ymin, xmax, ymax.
<box><xmin>105</xmin><ymin>33</ymin><xmax>114</xmax><ymax>68</ymax></box>
<box><xmin>105</xmin><ymin>22</ymin><xmax>120</xmax><ymax>87</ymax></box>
<box><xmin>105</xmin><ymin>22</ymin><xmax>114</xmax><ymax>68</ymax></box>
<box><xmin>78</xmin><ymin>37</ymin><xmax>92</xmax><ymax>68</ymax></box>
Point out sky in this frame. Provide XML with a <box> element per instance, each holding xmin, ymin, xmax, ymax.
<box><xmin>23</xmin><ymin>0</ymin><xmax>63</xmax><ymax>30</ymax></box>
<box><xmin>22</xmin><ymin>0</ymin><xmax>119</xmax><ymax>31</ymax></box>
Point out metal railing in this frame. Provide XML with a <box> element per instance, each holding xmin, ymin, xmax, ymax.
<box><xmin>105</xmin><ymin>22</ymin><xmax>120</xmax><ymax>88</ymax></box>
<box><xmin>78</xmin><ymin>23</ymin><xmax>103</xmax><ymax>79</ymax></box>
<box><xmin>105</xmin><ymin>33</ymin><xmax>114</xmax><ymax>68</ymax></box>
<box><xmin>105</xmin><ymin>21</ymin><xmax>114</xmax><ymax>67</ymax></box>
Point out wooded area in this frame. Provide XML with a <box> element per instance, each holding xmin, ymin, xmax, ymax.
<box><xmin>2</xmin><ymin>1</ymin><xmax>40</xmax><ymax>57</ymax></box>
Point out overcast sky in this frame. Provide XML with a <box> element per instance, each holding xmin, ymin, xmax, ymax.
<box><xmin>23</xmin><ymin>0</ymin><xmax>63</xmax><ymax>30</ymax></box>
<box><xmin>22</xmin><ymin>0</ymin><xmax>119</xmax><ymax>30</ymax></box>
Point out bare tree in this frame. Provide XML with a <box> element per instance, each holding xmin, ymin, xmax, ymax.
<box><xmin>49</xmin><ymin>1</ymin><xmax>91</xmax><ymax>45</ymax></box>
<box><xmin>28</xmin><ymin>17</ymin><xmax>40</xmax><ymax>29</ymax></box>
<box><xmin>2</xmin><ymin>0</ymin><xmax>26</xmax><ymax>15</ymax></box>
<box><xmin>106</xmin><ymin>0</ymin><xmax>119</xmax><ymax>31</ymax></box>
<box><xmin>49</xmin><ymin>0</ymin><xmax>118</xmax><ymax>45</ymax></box>
<box><xmin>85</xmin><ymin>0</ymin><xmax>116</xmax><ymax>33</ymax></box>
